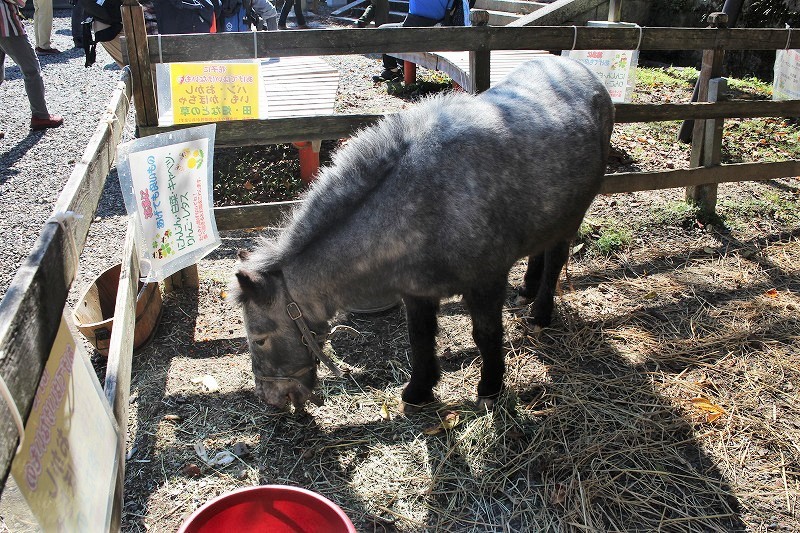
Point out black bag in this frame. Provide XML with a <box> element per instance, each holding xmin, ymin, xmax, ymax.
<box><xmin>442</xmin><ymin>0</ymin><xmax>476</xmax><ymax>27</ymax></box>
<box><xmin>79</xmin><ymin>0</ymin><xmax>123</xmax><ymax>67</ymax></box>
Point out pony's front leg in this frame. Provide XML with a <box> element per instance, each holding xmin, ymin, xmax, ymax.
<box><xmin>463</xmin><ymin>277</ymin><xmax>507</xmax><ymax>411</ymax></box>
<box><xmin>400</xmin><ymin>296</ymin><xmax>441</xmax><ymax>412</ymax></box>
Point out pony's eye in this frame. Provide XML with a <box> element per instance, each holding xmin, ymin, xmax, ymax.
<box><xmin>253</xmin><ymin>337</ymin><xmax>267</xmax><ymax>347</ymax></box>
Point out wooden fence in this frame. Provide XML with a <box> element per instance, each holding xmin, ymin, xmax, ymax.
<box><xmin>1</xmin><ymin>14</ymin><xmax>799</xmax><ymax>531</ymax></box>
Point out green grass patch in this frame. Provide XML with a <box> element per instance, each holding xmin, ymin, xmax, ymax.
<box><xmin>579</xmin><ymin>218</ymin><xmax>633</xmax><ymax>256</ymax></box>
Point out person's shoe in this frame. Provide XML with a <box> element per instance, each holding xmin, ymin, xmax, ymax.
<box><xmin>354</xmin><ymin>19</ymin><xmax>367</xmax><ymax>28</ymax></box>
<box><xmin>294</xmin><ymin>23</ymin><xmax>308</xmax><ymax>29</ymax></box>
<box><xmin>372</xmin><ymin>68</ymin><xmax>402</xmax><ymax>82</ymax></box>
<box><xmin>277</xmin><ymin>22</ymin><xmax>287</xmax><ymax>29</ymax></box>
<box><xmin>35</xmin><ymin>46</ymin><xmax>61</xmax><ymax>55</ymax></box>
<box><xmin>30</xmin><ymin>114</ymin><xmax>64</xmax><ymax>130</ymax></box>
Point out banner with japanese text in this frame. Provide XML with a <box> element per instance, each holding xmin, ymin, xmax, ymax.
<box><xmin>562</xmin><ymin>21</ymin><xmax>639</xmax><ymax>103</ymax></box>
<box><xmin>169</xmin><ymin>62</ymin><xmax>261</xmax><ymax>124</ymax></box>
<box><xmin>774</xmin><ymin>49</ymin><xmax>800</xmax><ymax>100</ymax></box>
<box><xmin>118</xmin><ymin>124</ymin><xmax>221</xmax><ymax>282</ymax></box>
<box><xmin>10</xmin><ymin>314</ymin><xmax>118</xmax><ymax>532</ymax></box>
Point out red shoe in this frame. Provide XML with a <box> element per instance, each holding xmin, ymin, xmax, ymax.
<box><xmin>30</xmin><ymin>114</ymin><xmax>64</xmax><ymax>130</ymax></box>
<box><xmin>35</xmin><ymin>46</ymin><xmax>62</xmax><ymax>55</ymax></box>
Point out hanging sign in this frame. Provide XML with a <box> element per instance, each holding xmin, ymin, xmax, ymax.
<box><xmin>773</xmin><ymin>48</ymin><xmax>800</xmax><ymax>100</ymax></box>
<box><xmin>562</xmin><ymin>21</ymin><xmax>639</xmax><ymax>103</ymax></box>
<box><xmin>118</xmin><ymin>124</ymin><xmax>221</xmax><ymax>283</ymax></box>
<box><xmin>169</xmin><ymin>62</ymin><xmax>261</xmax><ymax>124</ymax></box>
<box><xmin>10</xmin><ymin>314</ymin><xmax>118</xmax><ymax>532</ymax></box>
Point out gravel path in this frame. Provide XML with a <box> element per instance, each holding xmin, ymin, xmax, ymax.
<box><xmin>0</xmin><ymin>9</ymin><xmax>130</xmax><ymax>300</ymax></box>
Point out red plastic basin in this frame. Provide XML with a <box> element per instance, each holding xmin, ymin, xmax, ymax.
<box><xmin>178</xmin><ymin>485</ymin><xmax>357</xmax><ymax>533</ymax></box>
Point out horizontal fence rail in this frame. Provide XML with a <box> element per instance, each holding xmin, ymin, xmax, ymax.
<box><xmin>134</xmin><ymin>26</ymin><xmax>800</xmax><ymax>64</ymax></box>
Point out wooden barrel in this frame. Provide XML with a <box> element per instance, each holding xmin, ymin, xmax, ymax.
<box><xmin>73</xmin><ymin>264</ymin><xmax>163</xmax><ymax>356</ymax></box>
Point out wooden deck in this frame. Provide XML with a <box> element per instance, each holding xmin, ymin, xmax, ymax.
<box><xmin>390</xmin><ymin>50</ymin><xmax>550</xmax><ymax>91</ymax></box>
<box><xmin>262</xmin><ymin>56</ymin><xmax>340</xmax><ymax>119</ymax></box>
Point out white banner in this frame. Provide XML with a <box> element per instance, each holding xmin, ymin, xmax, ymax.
<box><xmin>773</xmin><ymin>48</ymin><xmax>800</xmax><ymax>100</ymax></box>
<box><xmin>118</xmin><ymin>124</ymin><xmax>220</xmax><ymax>282</ymax></box>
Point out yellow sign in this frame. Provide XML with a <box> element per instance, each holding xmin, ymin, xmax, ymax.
<box><xmin>11</xmin><ymin>314</ymin><xmax>118</xmax><ymax>532</ymax></box>
<box><xmin>170</xmin><ymin>62</ymin><xmax>260</xmax><ymax>124</ymax></box>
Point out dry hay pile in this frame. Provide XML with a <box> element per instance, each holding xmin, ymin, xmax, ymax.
<box><xmin>118</xmin><ymin>177</ymin><xmax>800</xmax><ymax>532</ymax></box>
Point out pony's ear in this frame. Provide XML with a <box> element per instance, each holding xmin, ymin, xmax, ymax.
<box><xmin>237</xmin><ymin>249</ymin><xmax>251</xmax><ymax>261</ymax></box>
<box><xmin>233</xmin><ymin>269</ymin><xmax>276</xmax><ymax>304</ymax></box>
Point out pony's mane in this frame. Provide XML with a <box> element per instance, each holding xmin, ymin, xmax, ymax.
<box><xmin>257</xmin><ymin>91</ymin><xmax>474</xmax><ymax>267</ymax></box>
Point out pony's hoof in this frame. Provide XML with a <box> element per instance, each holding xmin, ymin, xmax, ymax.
<box><xmin>477</xmin><ymin>396</ymin><xmax>497</xmax><ymax>412</ymax></box>
<box><xmin>400</xmin><ymin>401</ymin><xmax>428</xmax><ymax>414</ymax></box>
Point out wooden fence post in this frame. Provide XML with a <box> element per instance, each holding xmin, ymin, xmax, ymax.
<box><xmin>469</xmin><ymin>10</ymin><xmax>491</xmax><ymax>94</ymax></box>
<box><xmin>608</xmin><ymin>0</ymin><xmax>621</xmax><ymax>23</ymax></box>
<box><xmin>121</xmin><ymin>0</ymin><xmax>157</xmax><ymax>128</ymax></box>
<box><xmin>686</xmin><ymin>12</ymin><xmax>727</xmax><ymax>214</ymax></box>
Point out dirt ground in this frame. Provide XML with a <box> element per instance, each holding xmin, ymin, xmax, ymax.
<box><xmin>84</xmin><ymin>12</ymin><xmax>800</xmax><ymax>533</ymax></box>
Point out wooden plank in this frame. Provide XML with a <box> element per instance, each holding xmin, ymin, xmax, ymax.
<box><xmin>215</xmin><ymin>201</ymin><xmax>303</xmax><ymax>231</ymax></box>
<box><xmin>331</xmin><ymin>0</ymin><xmax>368</xmax><ymax>16</ymax></box>
<box><xmin>0</xmin><ymin>71</ymin><xmax>131</xmax><ymax>494</ymax></box>
<box><xmin>508</xmin><ymin>0</ymin><xmax>607</xmax><ymax>26</ymax></box>
<box><xmin>139</xmin><ymin>114</ymin><xmax>385</xmax><ymax>146</ymax></box>
<box><xmin>615</xmin><ymin>100</ymin><xmax>800</xmax><ymax>122</ymax></box>
<box><xmin>600</xmin><ymin>160</ymin><xmax>800</xmax><ymax>194</ymax></box>
<box><xmin>470</xmin><ymin>50</ymin><xmax>491</xmax><ymax>94</ymax></box>
<box><xmin>144</xmin><ymin>27</ymin><xmax>800</xmax><ymax>64</ymax></box>
<box><xmin>105</xmin><ymin>220</ymin><xmax>140</xmax><ymax>532</ymax></box>
<box><xmin>121</xmin><ymin>1</ymin><xmax>157</xmax><ymax>127</ymax></box>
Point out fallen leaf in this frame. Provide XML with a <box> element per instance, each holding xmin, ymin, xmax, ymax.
<box><xmin>194</xmin><ymin>443</ymin><xmax>209</xmax><ymax>463</ymax></box>
<box><xmin>380</xmin><ymin>402</ymin><xmax>391</xmax><ymax>421</ymax></box>
<box><xmin>244</xmin><ymin>180</ymin><xmax>254</xmax><ymax>190</ymax></box>
<box><xmin>766</xmin><ymin>288</ymin><xmax>779</xmax><ymax>298</ymax></box>
<box><xmin>192</xmin><ymin>375</ymin><xmax>220</xmax><ymax>392</ymax></box>
<box><xmin>643</xmin><ymin>291</ymin><xmax>658</xmax><ymax>300</ymax></box>
<box><xmin>231</xmin><ymin>442</ymin><xmax>250</xmax><ymax>457</ymax></box>
<box><xmin>163</xmin><ymin>414</ymin><xmax>182</xmax><ymax>422</ymax></box>
<box><xmin>441</xmin><ymin>411</ymin><xmax>460</xmax><ymax>430</ymax></box>
<box><xmin>703</xmin><ymin>246</ymin><xmax>715</xmax><ymax>254</ymax></box>
<box><xmin>571</xmin><ymin>243</ymin><xmax>584</xmax><ymax>255</ymax></box>
<box><xmin>220</xmin><ymin>290</ymin><xmax>228</xmax><ymax>299</ymax></box>
<box><xmin>550</xmin><ymin>483</ymin><xmax>567</xmax><ymax>506</ymax></box>
<box><xmin>181</xmin><ymin>463</ymin><xmax>202</xmax><ymax>478</ymax></box>
<box><xmin>207</xmin><ymin>451</ymin><xmax>237</xmax><ymax>467</ymax></box>
<box><xmin>690</xmin><ymin>396</ymin><xmax>727</xmax><ymax>423</ymax></box>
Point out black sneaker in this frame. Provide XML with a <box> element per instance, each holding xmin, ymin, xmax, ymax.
<box><xmin>372</xmin><ymin>68</ymin><xmax>402</xmax><ymax>82</ymax></box>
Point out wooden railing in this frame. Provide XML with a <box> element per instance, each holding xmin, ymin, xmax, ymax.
<box><xmin>2</xmin><ymin>15</ymin><xmax>800</xmax><ymax>532</ymax></box>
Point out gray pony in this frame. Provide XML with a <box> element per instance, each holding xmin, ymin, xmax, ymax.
<box><xmin>232</xmin><ymin>56</ymin><xmax>614</xmax><ymax>412</ymax></box>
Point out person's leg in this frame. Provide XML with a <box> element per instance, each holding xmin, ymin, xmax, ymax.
<box><xmin>0</xmin><ymin>35</ymin><xmax>60</xmax><ymax>128</ymax></box>
<box><xmin>0</xmin><ymin>36</ymin><xmax>48</xmax><ymax>116</ymax></box>
<box><xmin>278</xmin><ymin>0</ymin><xmax>292</xmax><ymax>28</ymax></box>
<box><xmin>355</xmin><ymin>2</ymin><xmax>374</xmax><ymax>26</ymax></box>
<box><xmin>33</xmin><ymin>0</ymin><xmax>55</xmax><ymax>50</ymax></box>
<box><xmin>292</xmin><ymin>0</ymin><xmax>305</xmax><ymax>26</ymax></box>
<box><xmin>71</xmin><ymin>2</ymin><xmax>84</xmax><ymax>47</ymax></box>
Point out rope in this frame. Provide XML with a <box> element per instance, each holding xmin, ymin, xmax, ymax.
<box><xmin>0</xmin><ymin>354</ymin><xmax>25</xmax><ymax>454</ymax></box>
<box><xmin>46</xmin><ymin>211</ymin><xmax>84</xmax><ymax>275</ymax></box>
<box><xmin>571</xmin><ymin>25</ymin><xmax>578</xmax><ymax>51</ymax></box>
<box><xmin>786</xmin><ymin>24</ymin><xmax>793</xmax><ymax>50</ymax></box>
<box><xmin>635</xmin><ymin>23</ymin><xmax>643</xmax><ymax>51</ymax></box>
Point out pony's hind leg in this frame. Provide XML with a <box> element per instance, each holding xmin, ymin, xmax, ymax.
<box><xmin>530</xmin><ymin>240</ymin><xmax>570</xmax><ymax>327</ymax></box>
<box><xmin>518</xmin><ymin>252</ymin><xmax>544</xmax><ymax>300</ymax></box>
<box><xmin>463</xmin><ymin>276</ymin><xmax>508</xmax><ymax>411</ymax></box>
<box><xmin>400</xmin><ymin>296</ymin><xmax>441</xmax><ymax>412</ymax></box>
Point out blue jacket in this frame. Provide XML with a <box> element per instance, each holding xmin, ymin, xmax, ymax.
<box><xmin>408</xmin><ymin>0</ymin><xmax>448</xmax><ymax>21</ymax></box>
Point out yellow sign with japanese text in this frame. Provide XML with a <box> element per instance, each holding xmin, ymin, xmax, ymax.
<box><xmin>10</xmin><ymin>314</ymin><xmax>118</xmax><ymax>532</ymax></box>
<box><xmin>170</xmin><ymin>62</ymin><xmax>261</xmax><ymax>124</ymax></box>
